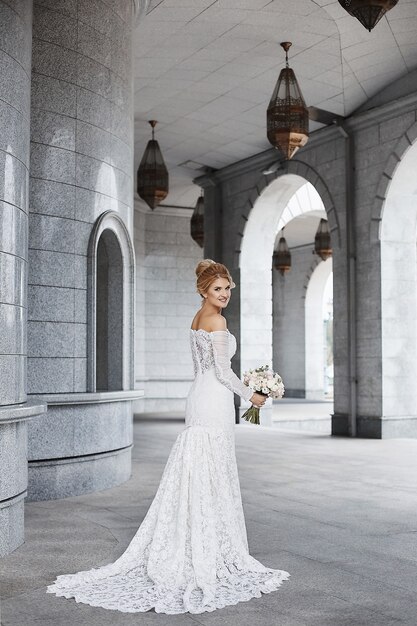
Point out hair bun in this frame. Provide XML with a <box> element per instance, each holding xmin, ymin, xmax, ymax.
<box><xmin>195</xmin><ymin>259</ymin><xmax>235</xmax><ymax>296</ymax></box>
<box><xmin>195</xmin><ymin>259</ymin><xmax>216</xmax><ymax>277</ymax></box>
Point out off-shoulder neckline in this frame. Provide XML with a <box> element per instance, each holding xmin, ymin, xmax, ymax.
<box><xmin>190</xmin><ymin>328</ymin><xmax>230</xmax><ymax>335</ymax></box>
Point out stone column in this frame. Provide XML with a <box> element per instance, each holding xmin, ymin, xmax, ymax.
<box><xmin>0</xmin><ymin>0</ymin><xmax>46</xmax><ymax>557</ymax></box>
<box><xmin>27</xmin><ymin>0</ymin><xmax>142</xmax><ymax>501</ymax></box>
<box><xmin>272</xmin><ymin>248</ymin><xmax>309</xmax><ymax>398</ymax></box>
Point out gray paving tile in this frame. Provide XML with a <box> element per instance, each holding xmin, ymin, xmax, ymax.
<box><xmin>1</xmin><ymin>421</ymin><xmax>417</xmax><ymax>625</ymax></box>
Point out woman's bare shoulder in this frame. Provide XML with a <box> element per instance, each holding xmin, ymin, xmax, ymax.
<box><xmin>191</xmin><ymin>313</ymin><xmax>227</xmax><ymax>332</ymax></box>
<box><xmin>210</xmin><ymin>314</ymin><xmax>227</xmax><ymax>331</ymax></box>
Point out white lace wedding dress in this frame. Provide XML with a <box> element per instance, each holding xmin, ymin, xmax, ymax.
<box><xmin>46</xmin><ymin>328</ymin><xmax>290</xmax><ymax>614</ymax></box>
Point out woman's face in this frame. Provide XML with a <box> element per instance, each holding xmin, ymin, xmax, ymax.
<box><xmin>203</xmin><ymin>277</ymin><xmax>231</xmax><ymax>309</ymax></box>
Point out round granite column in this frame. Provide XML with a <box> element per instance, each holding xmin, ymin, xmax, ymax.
<box><xmin>0</xmin><ymin>0</ymin><xmax>47</xmax><ymax>557</ymax></box>
<box><xmin>27</xmin><ymin>0</ymin><xmax>141</xmax><ymax>500</ymax></box>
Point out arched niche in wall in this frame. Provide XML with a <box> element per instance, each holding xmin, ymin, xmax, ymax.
<box><xmin>96</xmin><ymin>231</ymin><xmax>123</xmax><ymax>390</ymax></box>
<box><xmin>87</xmin><ymin>211</ymin><xmax>135</xmax><ymax>392</ymax></box>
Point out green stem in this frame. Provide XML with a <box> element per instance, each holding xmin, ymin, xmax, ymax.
<box><xmin>241</xmin><ymin>406</ymin><xmax>261</xmax><ymax>425</ymax></box>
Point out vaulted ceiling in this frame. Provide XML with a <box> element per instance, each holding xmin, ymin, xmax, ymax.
<box><xmin>133</xmin><ymin>0</ymin><xmax>417</xmax><ymax>207</ymax></box>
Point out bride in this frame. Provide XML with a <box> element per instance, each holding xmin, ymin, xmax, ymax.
<box><xmin>46</xmin><ymin>259</ymin><xmax>290</xmax><ymax>614</ymax></box>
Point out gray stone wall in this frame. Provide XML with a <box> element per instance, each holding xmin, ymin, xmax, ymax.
<box><xmin>0</xmin><ymin>0</ymin><xmax>32</xmax><ymax>406</ymax></box>
<box><xmin>27</xmin><ymin>398</ymin><xmax>133</xmax><ymax>501</ymax></box>
<box><xmin>0</xmin><ymin>0</ymin><xmax>47</xmax><ymax>557</ymax></box>
<box><xmin>28</xmin><ymin>0</ymin><xmax>134</xmax><ymax>394</ymax></box>
<box><xmin>25</xmin><ymin>0</ymin><xmax>138</xmax><ymax>500</ymax></box>
<box><xmin>0</xmin><ymin>0</ymin><xmax>30</xmax><ymax>555</ymax></box>
<box><xmin>134</xmin><ymin>203</ymin><xmax>146</xmax><ymax>386</ymax></box>
<box><xmin>134</xmin><ymin>202</ymin><xmax>202</xmax><ymax>413</ymax></box>
<box><xmin>352</xmin><ymin>105</ymin><xmax>417</xmax><ymax>437</ymax></box>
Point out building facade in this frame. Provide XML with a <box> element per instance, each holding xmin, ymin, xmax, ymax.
<box><xmin>1</xmin><ymin>0</ymin><xmax>417</xmax><ymax>558</ymax></box>
<box><xmin>0</xmin><ymin>0</ymin><xmax>143</xmax><ymax>557</ymax></box>
<box><xmin>198</xmin><ymin>89</ymin><xmax>417</xmax><ymax>441</ymax></box>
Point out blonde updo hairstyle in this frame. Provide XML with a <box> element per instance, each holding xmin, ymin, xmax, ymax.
<box><xmin>195</xmin><ymin>259</ymin><xmax>235</xmax><ymax>298</ymax></box>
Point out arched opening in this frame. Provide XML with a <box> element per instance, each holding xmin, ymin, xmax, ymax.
<box><xmin>305</xmin><ymin>260</ymin><xmax>333</xmax><ymax>400</ymax></box>
<box><xmin>96</xmin><ymin>229</ymin><xmax>124</xmax><ymax>391</ymax></box>
<box><xmin>241</xmin><ymin>175</ymin><xmax>328</xmax><ymax>375</ymax></box>
<box><xmin>240</xmin><ymin>175</ymin><xmax>336</xmax><ymax>427</ymax></box>
<box><xmin>271</xmin><ymin>214</ymin><xmax>333</xmax><ymax>403</ymax></box>
<box><xmin>380</xmin><ymin>140</ymin><xmax>417</xmax><ymax>426</ymax></box>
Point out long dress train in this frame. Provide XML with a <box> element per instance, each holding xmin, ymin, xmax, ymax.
<box><xmin>46</xmin><ymin>328</ymin><xmax>290</xmax><ymax>614</ymax></box>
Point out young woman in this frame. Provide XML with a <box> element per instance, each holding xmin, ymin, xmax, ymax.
<box><xmin>46</xmin><ymin>259</ymin><xmax>290</xmax><ymax>614</ymax></box>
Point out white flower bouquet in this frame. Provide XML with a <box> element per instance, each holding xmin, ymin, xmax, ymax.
<box><xmin>242</xmin><ymin>365</ymin><xmax>285</xmax><ymax>425</ymax></box>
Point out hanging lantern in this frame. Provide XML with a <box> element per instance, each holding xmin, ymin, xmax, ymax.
<box><xmin>338</xmin><ymin>0</ymin><xmax>398</xmax><ymax>32</ymax></box>
<box><xmin>191</xmin><ymin>192</ymin><xmax>204</xmax><ymax>248</ymax></box>
<box><xmin>267</xmin><ymin>42</ymin><xmax>309</xmax><ymax>160</ymax></box>
<box><xmin>314</xmin><ymin>219</ymin><xmax>332</xmax><ymax>261</ymax></box>
<box><xmin>273</xmin><ymin>233</ymin><xmax>291</xmax><ymax>275</ymax></box>
<box><xmin>137</xmin><ymin>120</ymin><xmax>168</xmax><ymax>209</ymax></box>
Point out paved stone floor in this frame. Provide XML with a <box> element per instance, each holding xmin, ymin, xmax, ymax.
<box><xmin>1</xmin><ymin>416</ymin><xmax>417</xmax><ymax>626</ymax></box>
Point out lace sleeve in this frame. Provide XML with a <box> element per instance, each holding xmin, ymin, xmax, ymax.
<box><xmin>210</xmin><ymin>331</ymin><xmax>254</xmax><ymax>402</ymax></box>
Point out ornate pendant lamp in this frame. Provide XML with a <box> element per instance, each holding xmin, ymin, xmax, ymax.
<box><xmin>338</xmin><ymin>0</ymin><xmax>398</xmax><ymax>32</ymax></box>
<box><xmin>267</xmin><ymin>42</ymin><xmax>309</xmax><ymax>160</ymax></box>
<box><xmin>273</xmin><ymin>231</ymin><xmax>291</xmax><ymax>275</ymax></box>
<box><xmin>191</xmin><ymin>191</ymin><xmax>204</xmax><ymax>248</ymax></box>
<box><xmin>314</xmin><ymin>219</ymin><xmax>332</xmax><ymax>261</ymax></box>
<box><xmin>137</xmin><ymin>120</ymin><xmax>168</xmax><ymax>209</ymax></box>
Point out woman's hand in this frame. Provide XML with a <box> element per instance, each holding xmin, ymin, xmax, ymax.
<box><xmin>250</xmin><ymin>392</ymin><xmax>267</xmax><ymax>408</ymax></box>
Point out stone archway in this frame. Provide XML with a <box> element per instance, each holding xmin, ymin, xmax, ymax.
<box><xmin>239</xmin><ymin>172</ymin><xmax>337</xmax><ymax>379</ymax></box>
<box><xmin>234</xmin><ymin>158</ymin><xmax>340</xmax><ymax>268</ymax></box>
<box><xmin>370</xmin><ymin>121</ymin><xmax>417</xmax><ymax>243</ymax></box>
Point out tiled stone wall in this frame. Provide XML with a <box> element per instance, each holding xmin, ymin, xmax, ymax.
<box><xmin>0</xmin><ymin>0</ymin><xmax>35</xmax><ymax>557</ymax></box>
<box><xmin>353</xmin><ymin>106</ymin><xmax>417</xmax><ymax>437</ymax></box>
<box><xmin>134</xmin><ymin>204</ymin><xmax>146</xmax><ymax>386</ymax></box>
<box><xmin>27</xmin><ymin>399</ymin><xmax>133</xmax><ymax>500</ymax></box>
<box><xmin>25</xmin><ymin>0</ymin><xmax>137</xmax><ymax>500</ymax></box>
<box><xmin>28</xmin><ymin>0</ymin><xmax>134</xmax><ymax>394</ymax></box>
<box><xmin>134</xmin><ymin>202</ymin><xmax>202</xmax><ymax>413</ymax></box>
<box><xmin>0</xmin><ymin>0</ymin><xmax>32</xmax><ymax>406</ymax></box>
